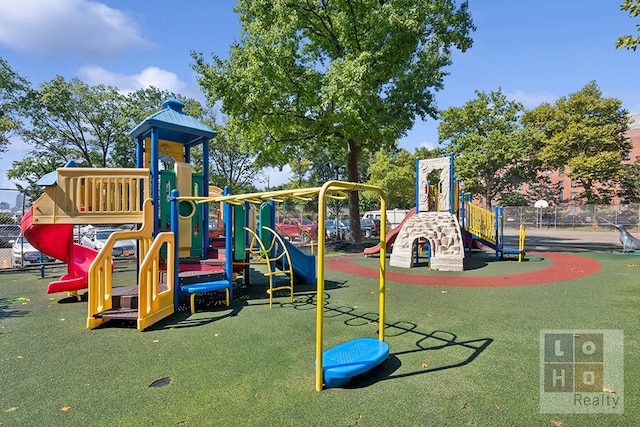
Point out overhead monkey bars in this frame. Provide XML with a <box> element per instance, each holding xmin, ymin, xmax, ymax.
<box><xmin>179</xmin><ymin>180</ymin><xmax>388</xmax><ymax>391</ymax></box>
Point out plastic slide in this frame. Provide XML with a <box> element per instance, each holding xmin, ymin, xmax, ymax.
<box><xmin>275</xmin><ymin>237</ymin><xmax>317</xmax><ymax>284</ymax></box>
<box><xmin>363</xmin><ymin>207</ymin><xmax>417</xmax><ymax>256</ymax></box>
<box><xmin>21</xmin><ymin>207</ymin><xmax>99</xmax><ymax>294</ymax></box>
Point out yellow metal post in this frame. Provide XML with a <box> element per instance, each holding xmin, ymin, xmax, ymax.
<box><xmin>315</xmin><ymin>181</ymin><xmax>387</xmax><ymax>392</ymax></box>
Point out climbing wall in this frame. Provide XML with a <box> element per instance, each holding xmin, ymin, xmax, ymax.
<box><xmin>389</xmin><ymin>212</ymin><xmax>464</xmax><ymax>271</ymax></box>
<box><xmin>418</xmin><ymin>156</ymin><xmax>451</xmax><ymax>213</ymax></box>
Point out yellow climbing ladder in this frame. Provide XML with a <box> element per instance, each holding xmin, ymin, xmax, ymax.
<box><xmin>244</xmin><ymin>226</ymin><xmax>294</xmax><ymax>308</ymax></box>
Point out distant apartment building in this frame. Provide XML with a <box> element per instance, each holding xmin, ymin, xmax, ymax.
<box><xmin>519</xmin><ymin>112</ymin><xmax>640</xmax><ymax>205</ymax></box>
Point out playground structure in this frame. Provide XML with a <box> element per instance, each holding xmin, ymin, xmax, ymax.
<box><xmin>21</xmin><ymin>100</ymin><xmax>390</xmax><ymax>390</ymax></box>
<box><xmin>367</xmin><ymin>155</ymin><xmax>525</xmax><ymax>269</ymax></box>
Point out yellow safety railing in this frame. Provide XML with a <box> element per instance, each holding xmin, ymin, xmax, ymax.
<box><xmin>32</xmin><ymin>167</ymin><xmax>150</xmax><ymax>225</ymax></box>
<box><xmin>87</xmin><ymin>199</ymin><xmax>174</xmax><ymax>330</ymax></box>
<box><xmin>137</xmin><ymin>232</ymin><xmax>175</xmax><ymax>330</ymax></box>
<box><xmin>465</xmin><ymin>202</ymin><xmax>496</xmax><ymax>245</ymax></box>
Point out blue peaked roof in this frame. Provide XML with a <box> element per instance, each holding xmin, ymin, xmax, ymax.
<box><xmin>129</xmin><ymin>99</ymin><xmax>216</xmax><ymax>145</ymax></box>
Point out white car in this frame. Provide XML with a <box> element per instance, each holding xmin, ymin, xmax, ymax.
<box><xmin>12</xmin><ymin>235</ymin><xmax>57</xmax><ymax>267</ymax></box>
<box><xmin>80</xmin><ymin>228</ymin><xmax>137</xmax><ymax>259</ymax></box>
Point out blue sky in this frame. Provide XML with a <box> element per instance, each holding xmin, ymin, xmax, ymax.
<box><xmin>1</xmin><ymin>0</ymin><xmax>638</xmax><ymax>189</ymax></box>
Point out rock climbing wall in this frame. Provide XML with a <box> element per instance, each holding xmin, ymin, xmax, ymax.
<box><xmin>418</xmin><ymin>157</ymin><xmax>451</xmax><ymax>213</ymax></box>
<box><xmin>389</xmin><ymin>212</ymin><xmax>464</xmax><ymax>271</ymax></box>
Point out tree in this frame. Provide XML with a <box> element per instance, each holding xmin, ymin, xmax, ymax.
<box><xmin>9</xmin><ymin>80</ymin><xmax>204</xmax><ymax>187</ymax></box>
<box><xmin>498</xmin><ymin>192</ymin><xmax>527</xmax><ymax>207</ymax></box>
<box><xmin>208</xmin><ymin>119</ymin><xmax>264</xmax><ymax>194</ymax></box>
<box><xmin>192</xmin><ymin>0</ymin><xmax>475</xmax><ymax>242</ymax></box>
<box><xmin>617</xmin><ymin>0</ymin><xmax>640</xmax><ymax>51</ymax></box>
<box><xmin>366</xmin><ymin>149</ymin><xmax>416</xmax><ymax>210</ymax></box>
<box><xmin>18</xmin><ymin>76</ymin><xmax>130</xmax><ymax>168</ymax></box>
<box><xmin>6</xmin><ymin>155</ymin><xmax>60</xmax><ymax>199</ymax></box>
<box><xmin>0</xmin><ymin>57</ymin><xmax>30</xmax><ymax>155</ymax></box>
<box><xmin>619</xmin><ymin>159</ymin><xmax>640</xmax><ymax>203</ymax></box>
<box><xmin>438</xmin><ymin>88</ymin><xmax>531</xmax><ymax>208</ymax></box>
<box><xmin>522</xmin><ymin>81</ymin><xmax>630</xmax><ymax>204</ymax></box>
<box><xmin>523</xmin><ymin>179</ymin><xmax>563</xmax><ymax>207</ymax></box>
<box><xmin>363</xmin><ymin>146</ymin><xmax>444</xmax><ymax>210</ymax></box>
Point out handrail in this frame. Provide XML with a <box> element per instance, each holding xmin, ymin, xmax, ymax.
<box><xmin>465</xmin><ymin>203</ymin><xmax>496</xmax><ymax>245</ymax></box>
<box><xmin>137</xmin><ymin>232</ymin><xmax>175</xmax><ymax>330</ymax></box>
<box><xmin>86</xmin><ymin>198</ymin><xmax>171</xmax><ymax>330</ymax></box>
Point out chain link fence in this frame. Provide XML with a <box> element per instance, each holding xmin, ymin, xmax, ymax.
<box><xmin>0</xmin><ymin>188</ymin><xmax>28</xmax><ymax>270</ymax></box>
<box><xmin>502</xmin><ymin>204</ymin><xmax>640</xmax><ymax>232</ymax></box>
<box><xmin>6</xmin><ymin>186</ymin><xmax>639</xmax><ymax>271</ymax></box>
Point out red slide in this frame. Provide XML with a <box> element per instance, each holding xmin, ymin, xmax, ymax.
<box><xmin>21</xmin><ymin>207</ymin><xmax>99</xmax><ymax>294</ymax></box>
<box><xmin>363</xmin><ymin>208</ymin><xmax>417</xmax><ymax>256</ymax></box>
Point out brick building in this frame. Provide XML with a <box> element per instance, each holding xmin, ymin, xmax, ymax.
<box><xmin>520</xmin><ymin>112</ymin><xmax>640</xmax><ymax>205</ymax></box>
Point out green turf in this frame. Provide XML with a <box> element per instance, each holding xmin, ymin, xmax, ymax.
<box><xmin>1</xmin><ymin>250</ymin><xmax>638</xmax><ymax>426</ymax></box>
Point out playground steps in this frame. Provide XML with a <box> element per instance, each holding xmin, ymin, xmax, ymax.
<box><xmin>94</xmin><ymin>277</ymin><xmax>172</xmax><ymax>321</ymax></box>
<box><xmin>94</xmin><ymin>286</ymin><xmax>142</xmax><ymax>321</ymax></box>
<box><xmin>177</xmin><ymin>266</ymin><xmax>231</xmax><ymax>314</ymax></box>
<box><xmin>180</xmin><ymin>256</ymin><xmax>225</xmax><ymax>267</ymax></box>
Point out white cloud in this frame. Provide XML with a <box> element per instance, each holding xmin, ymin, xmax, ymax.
<box><xmin>505</xmin><ymin>90</ymin><xmax>557</xmax><ymax>109</ymax></box>
<box><xmin>260</xmin><ymin>166</ymin><xmax>292</xmax><ymax>189</ymax></box>
<box><xmin>78</xmin><ymin>65</ymin><xmax>187</xmax><ymax>94</ymax></box>
<box><xmin>0</xmin><ymin>0</ymin><xmax>151</xmax><ymax>60</ymax></box>
<box><xmin>418</xmin><ymin>140</ymin><xmax>439</xmax><ymax>150</ymax></box>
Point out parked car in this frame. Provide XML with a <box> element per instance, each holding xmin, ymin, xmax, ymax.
<box><xmin>360</xmin><ymin>218</ymin><xmax>380</xmax><ymax>238</ymax></box>
<box><xmin>325</xmin><ymin>219</ymin><xmax>348</xmax><ymax>239</ymax></box>
<box><xmin>12</xmin><ymin>235</ymin><xmax>57</xmax><ymax>267</ymax></box>
<box><xmin>340</xmin><ymin>219</ymin><xmax>380</xmax><ymax>238</ymax></box>
<box><xmin>372</xmin><ymin>218</ymin><xmax>391</xmax><ymax>234</ymax></box>
<box><xmin>0</xmin><ymin>224</ymin><xmax>21</xmax><ymax>248</ymax></box>
<box><xmin>80</xmin><ymin>228</ymin><xmax>137</xmax><ymax>259</ymax></box>
<box><xmin>276</xmin><ymin>218</ymin><xmax>318</xmax><ymax>242</ymax></box>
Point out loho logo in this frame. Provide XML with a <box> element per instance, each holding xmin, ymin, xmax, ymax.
<box><xmin>540</xmin><ymin>330</ymin><xmax>623</xmax><ymax>414</ymax></box>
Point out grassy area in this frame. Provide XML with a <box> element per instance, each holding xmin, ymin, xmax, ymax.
<box><xmin>1</xmin><ymin>249</ymin><xmax>638</xmax><ymax>426</ymax></box>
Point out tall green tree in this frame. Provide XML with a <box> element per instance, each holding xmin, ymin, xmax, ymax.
<box><xmin>522</xmin><ymin>81</ymin><xmax>630</xmax><ymax>204</ymax></box>
<box><xmin>192</xmin><ymin>0</ymin><xmax>474</xmax><ymax>241</ymax></box>
<box><xmin>18</xmin><ymin>76</ymin><xmax>130</xmax><ymax>168</ymax></box>
<box><xmin>617</xmin><ymin>0</ymin><xmax>640</xmax><ymax>50</ymax></box>
<box><xmin>9</xmin><ymin>80</ymin><xmax>204</xmax><ymax>190</ymax></box>
<box><xmin>363</xmin><ymin>146</ymin><xmax>444</xmax><ymax>210</ymax></box>
<box><xmin>438</xmin><ymin>88</ymin><xmax>531</xmax><ymax>208</ymax></box>
<box><xmin>0</xmin><ymin>57</ymin><xmax>30</xmax><ymax>155</ymax></box>
<box><xmin>208</xmin><ymin>119</ymin><xmax>264</xmax><ymax>194</ymax></box>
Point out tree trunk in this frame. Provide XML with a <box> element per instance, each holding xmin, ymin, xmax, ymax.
<box><xmin>347</xmin><ymin>138</ymin><xmax>362</xmax><ymax>243</ymax></box>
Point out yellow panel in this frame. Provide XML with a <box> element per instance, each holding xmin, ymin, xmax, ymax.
<box><xmin>175</xmin><ymin>162</ymin><xmax>193</xmax><ymax>256</ymax></box>
<box><xmin>159</xmin><ymin>140</ymin><xmax>185</xmax><ymax>162</ymax></box>
<box><xmin>143</xmin><ymin>138</ymin><xmax>185</xmax><ymax>168</ymax></box>
<box><xmin>31</xmin><ymin>168</ymin><xmax>150</xmax><ymax>225</ymax></box>
<box><xmin>209</xmin><ymin>185</ymin><xmax>223</xmax><ymax>197</ymax></box>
